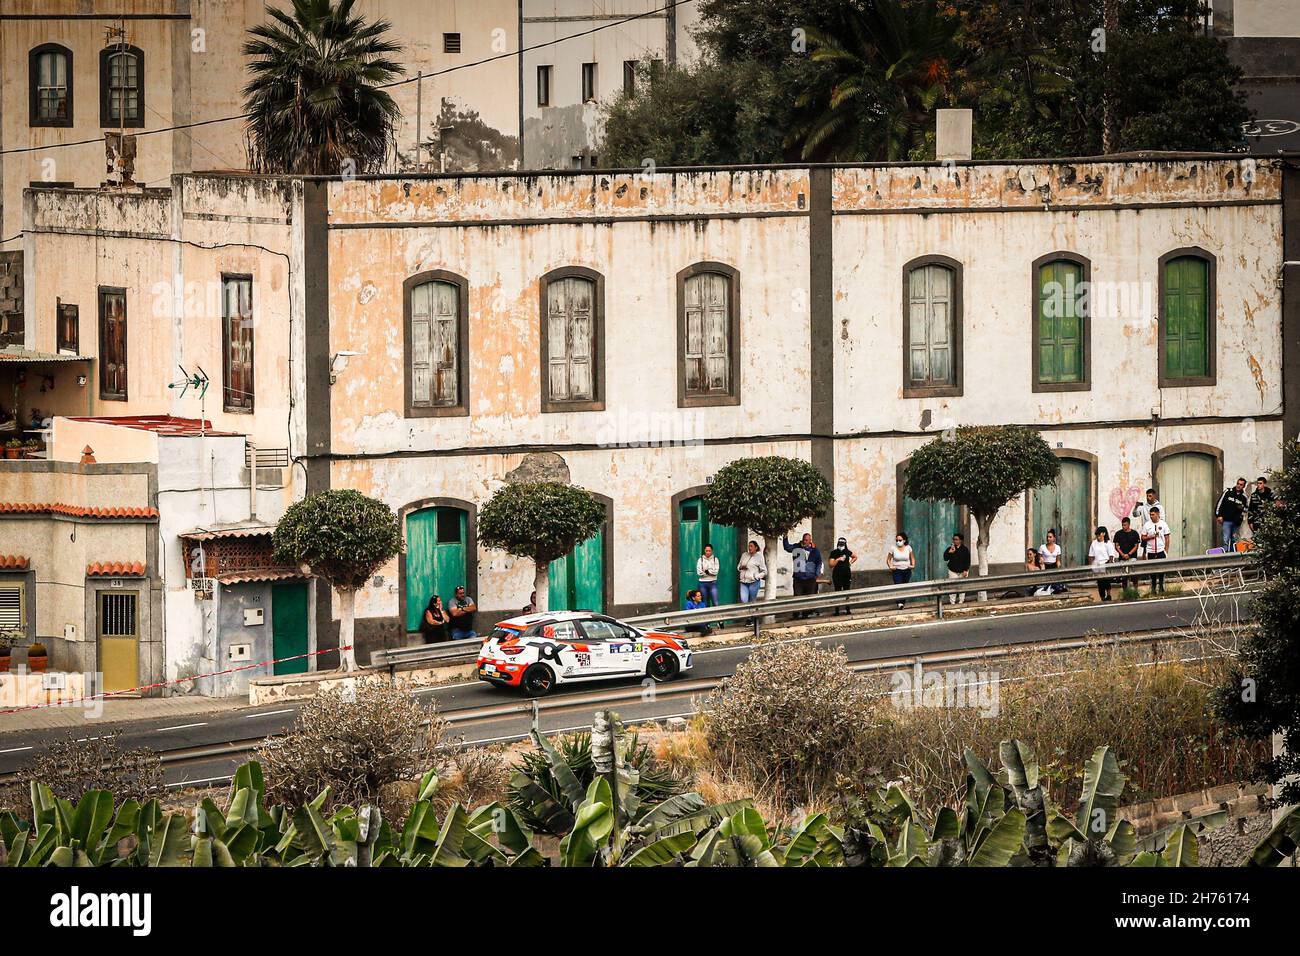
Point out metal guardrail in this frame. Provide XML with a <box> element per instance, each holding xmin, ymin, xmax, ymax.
<box><xmin>371</xmin><ymin>636</ymin><xmax>484</xmax><ymax>670</ymax></box>
<box><xmin>369</xmin><ymin>552</ymin><xmax>1257</xmax><ymax>671</ymax></box>
<box><xmin>623</xmin><ymin>551</ymin><xmax>1258</xmax><ymax>632</ymax></box>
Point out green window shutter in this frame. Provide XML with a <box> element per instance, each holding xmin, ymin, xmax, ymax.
<box><xmin>1164</xmin><ymin>257</ymin><xmax>1209</xmax><ymax>380</ymax></box>
<box><xmin>1037</xmin><ymin>260</ymin><xmax>1084</xmax><ymax>384</ymax></box>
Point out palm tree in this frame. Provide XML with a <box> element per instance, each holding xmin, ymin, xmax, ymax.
<box><xmin>242</xmin><ymin>0</ymin><xmax>405</xmax><ymax>175</ymax></box>
<box><xmin>789</xmin><ymin>0</ymin><xmax>962</xmax><ymax>162</ymax></box>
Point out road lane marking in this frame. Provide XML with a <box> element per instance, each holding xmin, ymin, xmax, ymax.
<box><xmin>0</xmin><ymin>745</ymin><xmax>34</xmax><ymax>755</ymax></box>
<box><xmin>242</xmin><ymin>709</ymin><xmax>294</xmax><ymax>718</ymax></box>
<box><xmin>156</xmin><ymin>722</ymin><xmax>208</xmax><ymax>732</ymax></box>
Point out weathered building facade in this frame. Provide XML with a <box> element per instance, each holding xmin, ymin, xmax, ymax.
<box><xmin>0</xmin><ymin>0</ymin><xmax>699</xmax><ymax>248</ymax></box>
<box><xmin>8</xmin><ymin>154</ymin><xmax>1296</xmax><ymax>675</ymax></box>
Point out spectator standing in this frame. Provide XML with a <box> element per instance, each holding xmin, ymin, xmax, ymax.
<box><xmin>1088</xmin><ymin>526</ymin><xmax>1118</xmax><ymax>601</ymax></box>
<box><xmin>886</xmin><ymin>532</ymin><xmax>916</xmax><ymax>610</ymax></box>
<box><xmin>696</xmin><ymin>544</ymin><xmax>721</xmax><ymax>607</ymax></box>
<box><xmin>1215</xmin><ymin>477</ymin><xmax>1249</xmax><ymax>550</ymax></box>
<box><xmin>942</xmin><ymin>532</ymin><xmax>971</xmax><ymax>605</ymax></box>
<box><xmin>1113</xmin><ymin>516</ymin><xmax>1141</xmax><ymax>591</ymax></box>
<box><xmin>737</xmin><ymin>540</ymin><xmax>767</xmax><ymax>603</ymax></box>
<box><xmin>1038</xmin><ymin>529</ymin><xmax>1068</xmax><ymax>593</ymax></box>
<box><xmin>1132</xmin><ymin>489</ymin><xmax>1162</xmax><ymax>556</ymax></box>
<box><xmin>521</xmin><ymin>590</ymin><xmax>537</xmax><ymax>614</ymax></box>
<box><xmin>449</xmin><ymin>585</ymin><xmax>477</xmax><ymax>640</ymax></box>
<box><xmin>783</xmin><ymin>532</ymin><xmax>824</xmax><ymax>618</ymax></box>
<box><xmin>419</xmin><ymin>594</ymin><xmax>450</xmax><ymax>643</ymax></box>
<box><xmin>828</xmin><ymin>536</ymin><xmax>858</xmax><ymax>615</ymax></box>
<box><xmin>1141</xmin><ymin>506</ymin><xmax>1171</xmax><ymax>593</ymax></box>
<box><xmin>1248</xmin><ymin>476</ymin><xmax>1276</xmax><ymax>535</ymax></box>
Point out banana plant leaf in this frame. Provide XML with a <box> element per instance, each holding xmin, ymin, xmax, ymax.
<box><xmin>623</xmin><ymin>830</ymin><xmax>698</xmax><ymax>866</ymax></box>
<box><xmin>1247</xmin><ymin>806</ymin><xmax>1300</xmax><ymax>867</ymax></box>
<box><xmin>1075</xmin><ymin>746</ymin><xmax>1128</xmax><ymax>838</ymax></box>
<box><xmin>1160</xmin><ymin>825</ymin><xmax>1199</xmax><ymax>867</ymax></box>
<box><xmin>508</xmin><ymin>770</ymin><xmax>576</xmax><ymax>835</ymax></box>
<box><xmin>560</xmin><ymin>778</ymin><xmax>615</xmax><ymax>867</ymax></box>
<box><xmin>969</xmin><ymin>807</ymin><xmax>1026</xmax><ymax>867</ymax></box>
<box><xmin>149</xmin><ymin>813</ymin><xmax>191</xmax><ymax>867</ymax></box>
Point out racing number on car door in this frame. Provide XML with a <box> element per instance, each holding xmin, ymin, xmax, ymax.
<box><xmin>582</xmin><ymin>620</ymin><xmax>639</xmax><ymax>673</ymax></box>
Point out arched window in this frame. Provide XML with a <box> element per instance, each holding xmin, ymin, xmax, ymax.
<box><xmin>1159</xmin><ymin>248</ymin><xmax>1216</xmax><ymax>387</ymax></box>
<box><xmin>101</xmin><ymin>45</ymin><xmax>145</xmax><ymax>127</ymax></box>
<box><xmin>903</xmin><ymin>255</ymin><xmax>962</xmax><ymax>397</ymax></box>
<box><xmin>678</xmin><ymin>263</ymin><xmax>740</xmax><ymax>406</ymax></box>
<box><xmin>30</xmin><ymin>44</ymin><xmax>73</xmax><ymax>127</ymax></box>
<box><xmin>1032</xmin><ymin>252</ymin><xmax>1091</xmax><ymax>391</ymax></box>
<box><xmin>405</xmin><ymin>271</ymin><xmax>468</xmax><ymax>416</ymax></box>
<box><xmin>540</xmin><ymin>267</ymin><xmax>604</xmax><ymax>412</ymax></box>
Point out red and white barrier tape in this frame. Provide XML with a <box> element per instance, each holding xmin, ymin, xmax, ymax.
<box><xmin>0</xmin><ymin>645</ymin><xmax>352</xmax><ymax>715</ymax></box>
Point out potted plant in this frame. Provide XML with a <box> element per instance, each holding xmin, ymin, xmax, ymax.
<box><xmin>3</xmin><ymin>439</ymin><xmax>21</xmax><ymax>460</ymax></box>
<box><xmin>0</xmin><ymin>631</ymin><xmax>15</xmax><ymax>672</ymax></box>
<box><xmin>26</xmin><ymin>640</ymin><xmax>48</xmax><ymax>673</ymax></box>
<box><xmin>22</xmin><ymin>438</ymin><xmax>41</xmax><ymax>460</ymax></box>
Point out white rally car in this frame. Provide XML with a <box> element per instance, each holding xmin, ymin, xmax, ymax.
<box><xmin>476</xmin><ymin>610</ymin><xmax>693</xmax><ymax>697</ymax></box>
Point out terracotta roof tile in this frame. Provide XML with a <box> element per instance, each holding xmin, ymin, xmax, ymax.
<box><xmin>87</xmin><ymin>561</ymin><xmax>146</xmax><ymax>577</ymax></box>
<box><xmin>0</xmin><ymin>502</ymin><xmax>158</xmax><ymax>519</ymax></box>
<box><xmin>0</xmin><ymin>554</ymin><xmax>30</xmax><ymax>569</ymax></box>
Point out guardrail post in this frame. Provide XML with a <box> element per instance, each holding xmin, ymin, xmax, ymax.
<box><xmin>912</xmin><ymin>657</ymin><xmax>924</xmax><ymax>707</ymax></box>
<box><xmin>936</xmin><ymin>593</ymin><xmax>944</xmax><ymax>619</ymax></box>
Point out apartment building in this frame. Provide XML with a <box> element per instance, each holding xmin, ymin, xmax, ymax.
<box><xmin>6</xmin><ymin>153</ymin><xmax>1295</xmax><ymax>679</ymax></box>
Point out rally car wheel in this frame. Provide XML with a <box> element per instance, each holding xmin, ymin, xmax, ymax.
<box><xmin>647</xmin><ymin>649</ymin><xmax>679</xmax><ymax>683</ymax></box>
<box><xmin>521</xmin><ymin>663</ymin><xmax>556</xmax><ymax>697</ymax></box>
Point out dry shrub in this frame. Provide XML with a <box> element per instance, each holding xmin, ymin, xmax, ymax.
<box><xmin>703</xmin><ymin>641</ymin><xmax>879</xmax><ymax>804</ymax></box>
<box><xmin>257</xmin><ymin>680</ymin><xmax>445</xmax><ymax>822</ymax></box>
<box><xmin>430</xmin><ymin>743</ymin><xmax>511</xmax><ymax>815</ymax></box>
<box><xmin>855</xmin><ymin>640</ymin><xmax>1266</xmax><ymax>817</ymax></box>
<box><xmin>6</xmin><ymin>731</ymin><xmax>164</xmax><ymax>807</ymax></box>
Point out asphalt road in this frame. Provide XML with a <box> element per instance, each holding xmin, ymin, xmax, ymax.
<box><xmin>0</xmin><ymin>590</ymin><xmax>1253</xmax><ymax>789</ymax></box>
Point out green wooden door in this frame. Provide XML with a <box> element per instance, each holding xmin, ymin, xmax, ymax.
<box><xmin>677</xmin><ymin>496</ymin><xmax>739</xmax><ymax>604</ymax></box>
<box><xmin>1164</xmin><ymin>257</ymin><xmax>1209</xmax><ymax>379</ymax></box>
<box><xmin>1032</xmin><ymin>458</ymin><xmax>1089</xmax><ymax>567</ymax></box>
<box><xmin>1038</xmin><ymin>259</ymin><xmax>1085</xmax><ymax>384</ymax></box>
<box><xmin>405</xmin><ymin>507</ymin><xmax>468</xmax><ymax>633</ymax></box>
<box><xmin>549</xmin><ymin>525</ymin><xmax>604</xmax><ymax>612</ymax></box>
<box><xmin>271</xmin><ymin>581</ymin><xmax>309</xmax><ymax>676</ymax></box>
<box><xmin>901</xmin><ymin>493</ymin><xmax>960</xmax><ymax>581</ymax></box>
<box><xmin>1156</xmin><ymin>453</ymin><xmax>1215</xmax><ymax>556</ymax></box>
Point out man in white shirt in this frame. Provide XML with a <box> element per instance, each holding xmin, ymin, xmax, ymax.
<box><xmin>1131</xmin><ymin>488</ymin><xmax>1162</xmax><ymax>556</ymax></box>
<box><xmin>1141</xmin><ymin>506</ymin><xmax>1171</xmax><ymax>594</ymax></box>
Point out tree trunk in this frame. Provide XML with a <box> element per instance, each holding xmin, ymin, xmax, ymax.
<box><xmin>533</xmin><ymin>559</ymin><xmax>550</xmax><ymax>613</ymax></box>
<box><xmin>762</xmin><ymin>537</ymin><xmax>781</xmax><ymax>602</ymax></box>
<box><xmin>337</xmin><ymin>586</ymin><xmax>357</xmax><ymax>672</ymax></box>
<box><xmin>975</xmin><ymin>512</ymin><xmax>992</xmax><ymax>602</ymax></box>
<box><xmin>1101</xmin><ymin>0</ymin><xmax>1118</xmax><ymax>153</ymax></box>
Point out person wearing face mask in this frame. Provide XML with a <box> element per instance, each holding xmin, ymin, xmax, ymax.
<box><xmin>886</xmin><ymin>532</ymin><xmax>915</xmax><ymax>610</ymax></box>
<box><xmin>942</xmin><ymin>532</ymin><xmax>971</xmax><ymax>605</ymax></box>
<box><xmin>828</xmin><ymin>536</ymin><xmax>858</xmax><ymax>615</ymax></box>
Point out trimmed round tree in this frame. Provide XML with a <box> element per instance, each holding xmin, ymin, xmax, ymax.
<box><xmin>477</xmin><ymin>481</ymin><xmax>606</xmax><ymax>613</ymax></box>
<box><xmin>272</xmin><ymin>489</ymin><xmax>403</xmax><ymax>672</ymax></box>
<box><xmin>904</xmin><ymin>425</ymin><xmax>1060</xmax><ymax>595</ymax></box>
<box><xmin>1213</xmin><ymin>444</ymin><xmax>1300</xmax><ymax>809</ymax></box>
<box><xmin>703</xmin><ymin>456</ymin><xmax>833</xmax><ymax>603</ymax></box>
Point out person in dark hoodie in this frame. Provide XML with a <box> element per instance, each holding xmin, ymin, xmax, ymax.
<box><xmin>1248</xmin><ymin>476</ymin><xmax>1276</xmax><ymax>536</ymax></box>
<box><xmin>1215</xmin><ymin>477</ymin><xmax>1249</xmax><ymax>550</ymax></box>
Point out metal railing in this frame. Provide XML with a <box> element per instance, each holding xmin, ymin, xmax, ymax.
<box><xmin>369</xmin><ymin>552</ymin><xmax>1256</xmax><ymax>672</ymax></box>
<box><xmin>622</xmin><ymin>551</ymin><xmax>1258</xmax><ymax>632</ymax></box>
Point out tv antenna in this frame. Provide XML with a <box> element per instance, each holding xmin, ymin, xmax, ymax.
<box><xmin>167</xmin><ymin>365</ymin><xmax>211</xmax><ymax>435</ymax></box>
